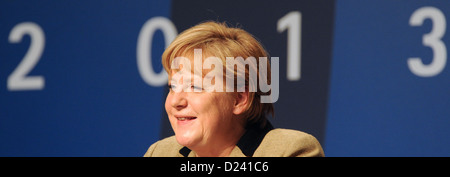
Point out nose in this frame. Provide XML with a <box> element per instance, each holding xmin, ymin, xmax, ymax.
<box><xmin>170</xmin><ymin>91</ymin><xmax>188</xmax><ymax>110</ymax></box>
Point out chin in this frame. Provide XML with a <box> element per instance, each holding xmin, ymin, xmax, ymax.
<box><xmin>175</xmin><ymin>132</ymin><xmax>199</xmax><ymax>147</ymax></box>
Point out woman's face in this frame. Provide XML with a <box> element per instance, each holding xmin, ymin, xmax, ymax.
<box><xmin>166</xmin><ymin>70</ymin><xmax>242</xmax><ymax>150</ymax></box>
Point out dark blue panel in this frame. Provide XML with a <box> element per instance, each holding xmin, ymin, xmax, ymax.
<box><xmin>162</xmin><ymin>0</ymin><xmax>335</xmax><ymax>144</ymax></box>
<box><xmin>0</xmin><ymin>1</ymin><xmax>171</xmax><ymax>156</ymax></box>
<box><xmin>325</xmin><ymin>0</ymin><xmax>450</xmax><ymax>156</ymax></box>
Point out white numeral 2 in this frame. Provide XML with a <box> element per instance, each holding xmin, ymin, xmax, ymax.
<box><xmin>8</xmin><ymin>22</ymin><xmax>45</xmax><ymax>91</ymax></box>
<box><xmin>278</xmin><ymin>11</ymin><xmax>302</xmax><ymax>81</ymax></box>
<box><xmin>408</xmin><ymin>6</ymin><xmax>447</xmax><ymax>77</ymax></box>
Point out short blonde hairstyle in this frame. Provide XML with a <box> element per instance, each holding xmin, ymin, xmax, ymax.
<box><xmin>162</xmin><ymin>21</ymin><xmax>274</xmax><ymax>128</ymax></box>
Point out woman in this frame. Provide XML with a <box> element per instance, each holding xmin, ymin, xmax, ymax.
<box><xmin>144</xmin><ymin>21</ymin><xmax>324</xmax><ymax>157</ymax></box>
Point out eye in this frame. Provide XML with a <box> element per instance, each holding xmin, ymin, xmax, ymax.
<box><xmin>191</xmin><ymin>85</ymin><xmax>203</xmax><ymax>92</ymax></box>
<box><xmin>169</xmin><ymin>84</ymin><xmax>177</xmax><ymax>91</ymax></box>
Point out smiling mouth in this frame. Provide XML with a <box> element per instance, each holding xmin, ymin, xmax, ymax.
<box><xmin>176</xmin><ymin>117</ymin><xmax>197</xmax><ymax>121</ymax></box>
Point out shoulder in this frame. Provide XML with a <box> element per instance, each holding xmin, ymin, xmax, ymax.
<box><xmin>253</xmin><ymin>128</ymin><xmax>325</xmax><ymax>157</ymax></box>
<box><xmin>143</xmin><ymin>136</ymin><xmax>184</xmax><ymax>157</ymax></box>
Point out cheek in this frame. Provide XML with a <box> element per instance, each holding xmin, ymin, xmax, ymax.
<box><xmin>164</xmin><ymin>93</ymin><xmax>172</xmax><ymax>111</ymax></box>
<box><xmin>165</xmin><ymin>94</ymin><xmax>171</xmax><ymax>114</ymax></box>
<box><xmin>165</xmin><ymin>94</ymin><xmax>177</xmax><ymax>126</ymax></box>
<box><xmin>196</xmin><ymin>94</ymin><xmax>234</xmax><ymax>124</ymax></box>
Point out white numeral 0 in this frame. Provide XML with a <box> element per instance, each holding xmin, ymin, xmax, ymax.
<box><xmin>408</xmin><ymin>6</ymin><xmax>447</xmax><ymax>77</ymax></box>
<box><xmin>137</xmin><ymin>17</ymin><xmax>177</xmax><ymax>86</ymax></box>
<box><xmin>8</xmin><ymin>22</ymin><xmax>45</xmax><ymax>91</ymax></box>
<box><xmin>278</xmin><ymin>11</ymin><xmax>302</xmax><ymax>81</ymax></box>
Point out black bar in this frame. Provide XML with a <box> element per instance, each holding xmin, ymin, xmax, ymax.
<box><xmin>1</xmin><ymin>157</ymin><xmax>447</xmax><ymax>176</ymax></box>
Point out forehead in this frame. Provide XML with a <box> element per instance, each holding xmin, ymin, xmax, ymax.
<box><xmin>168</xmin><ymin>50</ymin><xmax>223</xmax><ymax>79</ymax></box>
<box><xmin>169</xmin><ymin>69</ymin><xmax>201</xmax><ymax>82</ymax></box>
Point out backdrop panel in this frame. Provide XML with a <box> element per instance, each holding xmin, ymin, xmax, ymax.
<box><xmin>0</xmin><ymin>0</ymin><xmax>171</xmax><ymax>156</ymax></box>
<box><xmin>325</xmin><ymin>0</ymin><xmax>450</xmax><ymax>157</ymax></box>
<box><xmin>159</xmin><ymin>0</ymin><xmax>336</xmax><ymax>145</ymax></box>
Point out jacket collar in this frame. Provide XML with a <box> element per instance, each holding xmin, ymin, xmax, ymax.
<box><xmin>179</xmin><ymin>121</ymin><xmax>274</xmax><ymax>157</ymax></box>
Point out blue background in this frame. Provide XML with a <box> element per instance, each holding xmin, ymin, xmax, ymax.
<box><xmin>325</xmin><ymin>0</ymin><xmax>450</xmax><ymax>156</ymax></box>
<box><xmin>1</xmin><ymin>0</ymin><xmax>449</xmax><ymax>156</ymax></box>
<box><xmin>0</xmin><ymin>0</ymin><xmax>170</xmax><ymax>156</ymax></box>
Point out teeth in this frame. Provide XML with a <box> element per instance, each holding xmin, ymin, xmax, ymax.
<box><xmin>177</xmin><ymin>117</ymin><xmax>195</xmax><ymax>121</ymax></box>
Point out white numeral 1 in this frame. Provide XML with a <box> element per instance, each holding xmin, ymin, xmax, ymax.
<box><xmin>408</xmin><ymin>6</ymin><xmax>447</xmax><ymax>77</ymax></box>
<box><xmin>8</xmin><ymin>22</ymin><xmax>45</xmax><ymax>91</ymax></box>
<box><xmin>278</xmin><ymin>11</ymin><xmax>302</xmax><ymax>81</ymax></box>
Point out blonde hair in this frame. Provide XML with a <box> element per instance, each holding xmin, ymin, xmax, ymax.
<box><xmin>162</xmin><ymin>21</ymin><xmax>274</xmax><ymax>128</ymax></box>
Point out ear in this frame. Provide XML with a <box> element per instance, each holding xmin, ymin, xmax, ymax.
<box><xmin>232</xmin><ymin>91</ymin><xmax>249</xmax><ymax>115</ymax></box>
